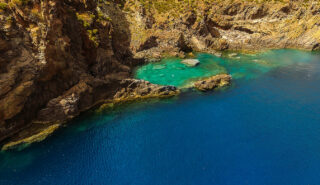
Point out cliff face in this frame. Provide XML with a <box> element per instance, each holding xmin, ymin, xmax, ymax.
<box><xmin>0</xmin><ymin>0</ymin><xmax>320</xmax><ymax>149</ymax></box>
<box><xmin>0</xmin><ymin>0</ymin><xmax>134</xmax><ymax>146</ymax></box>
<box><xmin>126</xmin><ymin>0</ymin><xmax>320</xmax><ymax>59</ymax></box>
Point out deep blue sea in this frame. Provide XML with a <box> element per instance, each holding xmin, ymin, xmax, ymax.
<box><xmin>1</xmin><ymin>50</ymin><xmax>320</xmax><ymax>185</ymax></box>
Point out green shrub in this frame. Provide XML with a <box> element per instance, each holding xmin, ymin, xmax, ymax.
<box><xmin>0</xmin><ymin>2</ymin><xmax>8</xmax><ymax>10</ymax></box>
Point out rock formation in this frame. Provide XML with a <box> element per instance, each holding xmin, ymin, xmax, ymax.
<box><xmin>126</xmin><ymin>0</ymin><xmax>320</xmax><ymax>59</ymax></box>
<box><xmin>0</xmin><ymin>0</ymin><xmax>135</xmax><ymax>149</ymax></box>
<box><xmin>194</xmin><ymin>74</ymin><xmax>232</xmax><ymax>91</ymax></box>
<box><xmin>114</xmin><ymin>79</ymin><xmax>180</xmax><ymax>102</ymax></box>
<box><xmin>181</xmin><ymin>59</ymin><xmax>200</xmax><ymax>67</ymax></box>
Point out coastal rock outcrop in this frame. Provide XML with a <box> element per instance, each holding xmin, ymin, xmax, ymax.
<box><xmin>114</xmin><ymin>79</ymin><xmax>180</xmax><ymax>102</ymax></box>
<box><xmin>1</xmin><ymin>78</ymin><xmax>180</xmax><ymax>150</ymax></box>
<box><xmin>194</xmin><ymin>74</ymin><xmax>232</xmax><ymax>92</ymax></box>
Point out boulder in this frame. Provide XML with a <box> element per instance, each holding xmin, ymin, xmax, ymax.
<box><xmin>194</xmin><ymin>74</ymin><xmax>232</xmax><ymax>91</ymax></box>
<box><xmin>181</xmin><ymin>59</ymin><xmax>200</xmax><ymax>67</ymax></box>
<box><xmin>228</xmin><ymin>53</ymin><xmax>238</xmax><ymax>58</ymax></box>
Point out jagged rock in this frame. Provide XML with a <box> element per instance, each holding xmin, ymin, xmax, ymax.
<box><xmin>177</xmin><ymin>34</ymin><xmax>193</xmax><ymax>53</ymax></box>
<box><xmin>181</xmin><ymin>59</ymin><xmax>200</xmax><ymax>67</ymax></box>
<box><xmin>184</xmin><ymin>11</ymin><xmax>197</xmax><ymax>27</ymax></box>
<box><xmin>137</xmin><ymin>36</ymin><xmax>158</xmax><ymax>52</ymax></box>
<box><xmin>194</xmin><ymin>74</ymin><xmax>232</xmax><ymax>92</ymax></box>
<box><xmin>127</xmin><ymin>0</ymin><xmax>320</xmax><ymax>59</ymax></box>
<box><xmin>206</xmin><ymin>19</ymin><xmax>221</xmax><ymax>38</ymax></box>
<box><xmin>114</xmin><ymin>79</ymin><xmax>180</xmax><ymax>102</ymax></box>
<box><xmin>35</xmin><ymin>79</ymin><xmax>117</xmax><ymax>124</ymax></box>
<box><xmin>0</xmin><ymin>0</ymin><xmax>133</xmax><ymax>146</ymax></box>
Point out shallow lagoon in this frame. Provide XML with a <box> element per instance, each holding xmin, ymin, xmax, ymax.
<box><xmin>1</xmin><ymin>50</ymin><xmax>320</xmax><ymax>185</ymax></box>
<box><xmin>135</xmin><ymin>49</ymin><xmax>318</xmax><ymax>87</ymax></box>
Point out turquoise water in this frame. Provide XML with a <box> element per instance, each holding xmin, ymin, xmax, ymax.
<box><xmin>135</xmin><ymin>50</ymin><xmax>315</xmax><ymax>86</ymax></box>
<box><xmin>1</xmin><ymin>50</ymin><xmax>320</xmax><ymax>185</ymax></box>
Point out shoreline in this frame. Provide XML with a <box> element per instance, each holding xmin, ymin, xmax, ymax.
<box><xmin>1</xmin><ymin>50</ymin><xmax>237</xmax><ymax>151</ymax></box>
<box><xmin>3</xmin><ymin>48</ymin><xmax>317</xmax><ymax>151</ymax></box>
<box><xmin>1</xmin><ymin>0</ymin><xmax>320</xmax><ymax>151</ymax></box>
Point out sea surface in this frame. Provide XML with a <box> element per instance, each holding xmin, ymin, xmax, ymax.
<box><xmin>1</xmin><ymin>50</ymin><xmax>320</xmax><ymax>185</ymax></box>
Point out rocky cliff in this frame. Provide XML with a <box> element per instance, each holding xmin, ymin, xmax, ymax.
<box><xmin>0</xmin><ymin>0</ymin><xmax>136</xmax><ymax>148</ymax></box>
<box><xmin>126</xmin><ymin>0</ymin><xmax>320</xmax><ymax>59</ymax></box>
<box><xmin>0</xmin><ymin>0</ymin><xmax>319</xmax><ymax>149</ymax></box>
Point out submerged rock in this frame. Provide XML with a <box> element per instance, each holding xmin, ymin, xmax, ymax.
<box><xmin>194</xmin><ymin>74</ymin><xmax>232</xmax><ymax>91</ymax></box>
<box><xmin>181</xmin><ymin>59</ymin><xmax>200</xmax><ymax>67</ymax></box>
<box><xmin>2</xmin><ymin>124</ymin><xmax>60</xmax><ymax>151</ymax></box>
<box><xmin>228</xmin><ymin>53</ymin><xmax>238</xmax><ymax>58</ymax></box>
<box><xmin>153</xmin><ymin>65</ymin><xmax>166</xmax><ymax>70</ymax></box>
<box><xmin>213</xmin><ymin>52</ymin><xmax>222</xmax><ymax>57</ymax></box>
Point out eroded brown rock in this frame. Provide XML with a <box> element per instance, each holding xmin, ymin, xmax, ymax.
<box><xmin>194</xmin><ymin>74</ymin><xmax>232</xmax><ymax>92</ymax></box>
<box><xmin>114</xmin><ymin>79</ymin><xmax>180</xmax><ymax>102</ymax></box>
<box><xmin>0</xmin><ymin>0</ymin><xmax>134</xmax><ymax>147</ymax></box>
<box><xmin>126</xmin><ymin>0</ymin><xmax>320</xmax><ymax>59</ymax></box>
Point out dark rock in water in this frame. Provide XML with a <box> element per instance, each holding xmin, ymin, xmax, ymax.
<box><xmin>194</xmin><ymin>74</ymin><xmax>232</xmax><ymax>91</ymax></box>
<box><xmin>181</xmin><ymin>59</ymin><xmax>200</xmax><ymax>67</ymax></box>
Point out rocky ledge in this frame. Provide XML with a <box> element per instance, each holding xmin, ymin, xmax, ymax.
<box><xmin>1</xmin><ymin>124</ymin><xmax>60</xmax><ymax>151</ymax></box>
<box><xmin>113</xmin><ymin>79</ymin><xmax>180</xmax><ymax>102</ymax></box>
<box><xmin>1</xmin><ymin>79</ymin><xmax>179</xmax><ymax>150</ymax></box>
<box><xmin>194</xmin><ymin>74</ymin><xmax>232</xmax><ymax>92</ymax></box>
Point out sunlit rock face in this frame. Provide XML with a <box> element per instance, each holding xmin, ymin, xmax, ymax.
<box><xmin>0</xmin><ymin>0</ymin><xmax>134</xmax><ymax>146</ymax></box>
<box><xmin>126</xmin><ymin>0</ymin><xmax>320</xmax><ymax>60</ymax></box>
